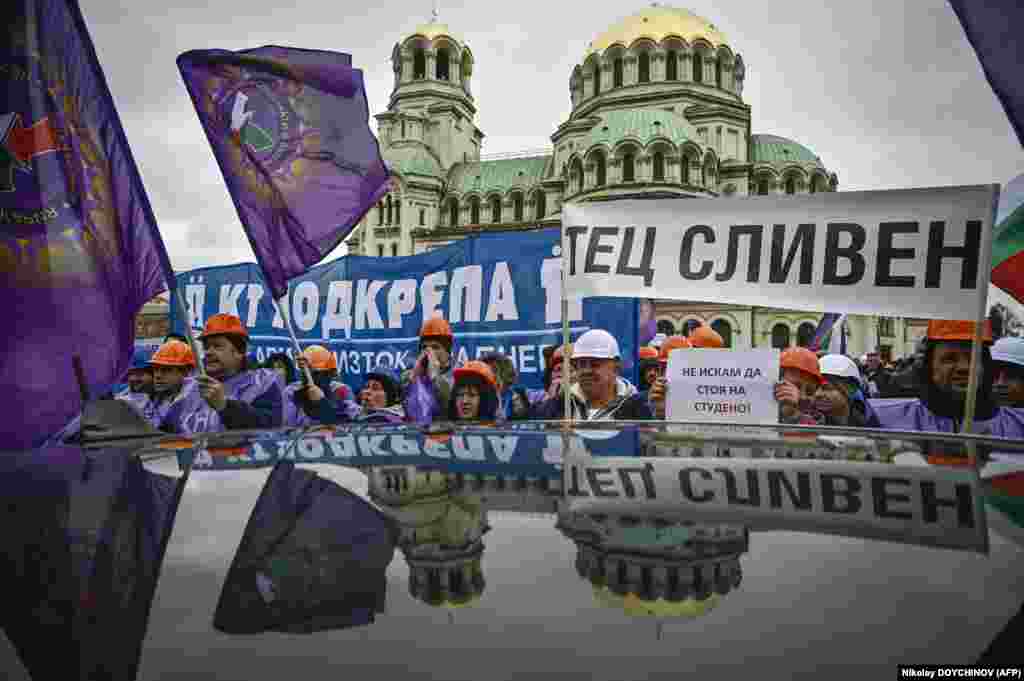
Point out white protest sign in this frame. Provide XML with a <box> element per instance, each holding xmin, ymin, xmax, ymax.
<box><xmin>665</xmin><ymin>348</ymin><xmax>780</xmax><ymax>425</ymax></box>
<box><xmin>562</xmin><ymin>185</ymin><xmax>998</xmax><ymax>319</ymax></box>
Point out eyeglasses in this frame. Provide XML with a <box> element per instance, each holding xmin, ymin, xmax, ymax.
<box><xmin>571</xmin><ymin>358</ymin><xmax>613</xmax><ymax>370</ymax></box>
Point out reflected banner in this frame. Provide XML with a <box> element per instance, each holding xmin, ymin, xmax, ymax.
<box><xmin>563</xmin><ymin>185</ymin><xmax>998</xmax><ymax>319</ymax></box>
<box><xmin>170</xmin><ymin>228</ymin><xmax>639</xmax><ymax>389</ymax></box>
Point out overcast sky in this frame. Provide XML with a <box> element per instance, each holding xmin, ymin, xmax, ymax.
<box><xmin>78</xmin><ymin>0</ymin><xmax>1023</xmax><ymax>315</ymax></box>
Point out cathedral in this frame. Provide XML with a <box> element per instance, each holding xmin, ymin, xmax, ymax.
<box><xmin>347</xmin><ymin>5</ymin><xmax>915</xmax><ymax>359</ymax></box>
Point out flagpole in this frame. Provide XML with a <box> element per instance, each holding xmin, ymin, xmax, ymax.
<box><xmin>561</xmin><ymin>220</ymin><xmax>573</xmax><ymax>425</ymax></box>
<box><xmin>173</xmin><ymin>281</ymin><xmax>207</xmax><ymax>379</ymax></box>
<box><xmin>962</xmin><ymin>184</ymin><xmax>1000</xmax><ymax>437</ymax></box>
<box><xmin>272</xmin><ymin>289</ymin><xmax>315</xmax><ymax>385</ymax></box>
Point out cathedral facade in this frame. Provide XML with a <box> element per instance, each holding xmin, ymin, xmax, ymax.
<box><xmin>347</xmin><ymin>5</ymin><xmax>913</xmax><ymax>359</ymax></box>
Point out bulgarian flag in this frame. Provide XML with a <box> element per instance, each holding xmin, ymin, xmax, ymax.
<box><xmin>992</xmin><ymin>172</ymin><xmax>1024</xmax><ymax>304</ymax></box>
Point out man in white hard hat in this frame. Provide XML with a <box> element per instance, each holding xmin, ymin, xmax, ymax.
<box><xmin>992</xmin><ymin>336</ymin><xmax>1024</xmax><ymax>408</ymax></box>
<box><xmin>813</xmin><ymin>354</ymin><xmax>869</xmax><ymax>426</ymax></box>
<box><xmin>530</xmin><ymin>329</ymin><xmax>654</xmax><ymax>421</ymax></box>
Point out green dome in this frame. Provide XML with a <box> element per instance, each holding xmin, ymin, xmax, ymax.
<box><xmin>448</xmin><ymin>155</ymin><xmax>551</xmax><ymax>195</ymax></box>
<box><xmin>585</xmin><ymin>109</ymin><xmax>700</xmax><ymax>150</ymax></box>
<box><xmin>750</xmin><ymin>134</ymin><xmax>821</xmax><ymax>164</ymax></box>
<box><xmin>384</xmin><ymin>143</ymin><xmax>443</xmax><ymax>178</ymax></box>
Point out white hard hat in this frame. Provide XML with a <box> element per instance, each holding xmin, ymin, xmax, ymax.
<box><xmin>992</xmin><ymin>337</ymin><xmax>1024</xmax><ymax>368</ymax></box>
<box><xmin>650</xmin><ymin>333</ymin><xmax>668</xmax><ymax>349</ymax></box>
<box><xmin>574</xmin><ymin>329</ymin><xmax>620</xmax><ymax>360</ymax></box>
<box><xmin>819</xmin><ymin>354</ymin><xmax>861</xmax><ymax>381</ymax></box>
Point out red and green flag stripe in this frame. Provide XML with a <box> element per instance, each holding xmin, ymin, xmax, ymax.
<box><xmin>992</xmin><ymin>200</ymin><xmax>1024</xmax><ymax>304</ymax></box>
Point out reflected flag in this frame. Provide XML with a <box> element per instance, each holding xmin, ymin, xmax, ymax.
<box><xmin>213</xmin><ymin>460</ymin><xmax>398</xmax><ymax>634</ymax></box>
<box><xmin>177</xmin><ymin>46</ymin><xmax>389</xmax><ymax>300</ymax></box>
<box><xmin>0</xmin><ymin>1</ymin><xmax>176</xmax><ymax>450</ymax></box>
<box><xmin>992</xmin><ymin>172</ymin><xmax>1024</xmax><ymax>304</ymax></box>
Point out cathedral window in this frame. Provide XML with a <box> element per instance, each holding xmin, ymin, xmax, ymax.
<box><xmin>572</xmin><ymin>158</ymin><xmax>584</xmax><ymax>193</ymax></box>
<box><xmin>401</xmin><ymin>119</ymin><xmax>406</xmax><ymax>138</ymax></box>
<box><xmin>613</xmin><ymin>58</ymin><xmax>623</xmax><ymax>87</ymax></box>
<box><xmin>785</xmin><ymin>177</ymin><xmax>796</xmax><ymax>195</ymax></box>
<box><xmin>490</xmin><ymin>196</ymin><xmax>501</xmax><ymax>223</ymax></box>
<box><xmin>681</xmin><ymin>155</ymin><xmax>690</xmax><ymax>184</ymax></box>
<box><xmin>391</xmin><ymin>243</ymin><xmax>398</xmax><ymax>257</ymax></box>
<box><xmin>513</xmin><ymin>193</ymin><xmax>524</xmax><ymax>222</ymax></box>
<box><xmin>378</xmin><ymin>244</ymin><xmax>385</xmax><ymax>257</ymax></box>
<box><xmin>470</xmin><ymin>196</ymin><xmax>480</xmax><ymax>224</ymax></box>
<box><xmin>395</xmin><ymin>198</ymin><xmax>401</xmax><ymax>224</ymax></box>
<box><xmin>638</xmin><ymin>52</ymin><xmax>650</xmax><ymax>83</ymax></box>
<box><xmin>715</xmin><ymin>59</ymin><xmax>722</xmax><ymax>87</ymax></box>
<box><xmin>437</xmin><ymin>48</ymin><xmax>450</xmax><ymax>81</ymax></box>
<box><xmin>666</xmin><ymin>51</ymin><xmax>678</xmax><ymax>81</ymax></box>
<box><xmin>594</xmin><ymin>153</ymin><xmax>607</xmax><ymax>187</ymax></box>
<box><xmin>419</xmin><ymin>208</ymin><xmax>425</xmax><ymax>225</ymax></box>
<box><xmin>622</xmin><ymin>152</ymin><xmax>635</xmax><ymax>182</ymax></box>
<box><xmin>757</xmin><ymin>178</ymin><xmax>771</xmax><ymax>195</ymax></box>
<box><xmin>386</xmin><ymin>195</ymin><xmax>393</xmax><ymax>225</ymax></box>
<box><xmin>693</xmin><ymin>53</ymin><xmax>703</xmax><ymax>83</ymax></box>
<box><xmin>593</xmin><ymin>67</ymin><xmax>601</xmax><ymax>96</ymax></box>
<box><xmin>535</xmin><ymin>191</ymin><xmax>546</xmax><ymax>219</ymax></box>
<box><xmin>413</xmin><ymin>49</ymin><xmax>426</xmax><ymax>79</ymax></box>
<box><xmin>652</xmin><ymin>152</ymin><xmax>665</xmax><ymax>181</ymax></box>
<box><xmin>448</xmin><ymin>198</ymin><xmax>458</xmax><ymax>227</ymax></box>
<box><xmin>377</xmin><ymin>201</ymin><xmax>384</xmax><ymax>226</ymax></box>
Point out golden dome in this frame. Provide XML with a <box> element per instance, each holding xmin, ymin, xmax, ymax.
<box><xmin>409</xmin><ymin>20</ymin><xmax>461</xmax><ymax>44</ymax></box>
<box><xmin>584</xmin><ymin>5</ymin><xmax>726</xmax><ymax>58</ymax></box>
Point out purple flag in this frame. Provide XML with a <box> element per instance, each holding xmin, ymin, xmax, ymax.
<box><xmin>177</xmin><ymin>46</ymin><xmax>389</xmax><ymax>299</ymax></box>
<box><xmin>948</xmin><ymin>0</ymin><xmax>1024</xmax><ymax>146</ymax></box>
<box><xmin>809</xmin><ymin>313</ymin><xmax>841</xmax><ymax>352</ymax></box>
<box><xmin>0</xmin><ymin>1</ymin><xmax>175</xmax><ymax>450</ymax></box>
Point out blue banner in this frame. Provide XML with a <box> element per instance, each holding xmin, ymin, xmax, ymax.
<box><xmin>170</xmin><ymin>228</ymin><xmax>639</xmax><ymax>390</ymax></box>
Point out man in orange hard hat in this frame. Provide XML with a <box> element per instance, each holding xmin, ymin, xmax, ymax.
<box><xmin>867</xmin><ymin>319</ymin><xmax>1024</xmax><ymax>437</ymax></box>
<box><xmin>162</xmin><ymin>313</ymin><xmax>285</xmax><ymax>434</ymax></box>
<box><xmin>646</xmin><ymin>335</ymin><xmax>690</xmax><ymax>418</ymax></box>
<box><xmin>689</xmin><ymin>324</ymin><xmax>724</xmax><ymax>349</ymax></box>
<box><xmin>147</xmin><ymin>340</ymin><xmax>198</xmax><ymax>429</ymax></box>
<box><xmin>404</xmin><ymin>316</ymin><xmax>457</xmax><ymax>424</ymax></box>
<box><xmin>286</xmin><ymin>345</ymin><xmax>360</xmax><ymax>426</ymax></box>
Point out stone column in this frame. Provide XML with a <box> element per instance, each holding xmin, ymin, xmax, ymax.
<box><xmin>425</xmin><ymin>50</ymin><xmax>436</xmax><ymax>80</ymax></box>
<box><xmin>401</xmin><ymin>55</ymin><xmax>412</xmax><ymax>82</ymax></box>
<box><xmin>625</xmin><ymin>55</ymin><xmax>636</xmax><ymax>86</ymax></box>
<box><xmin>680</xmin><ymin>53</ymin><xmax>692</xmax><ymax>83</ymax></box>
<box><xmin>609</xmin><ymin>157</ymin><xmax>621</xmax><ymax>184</ymax></box>
<box><xmin>653</xmin><ymin>49</ymin><xmax>666</xmax><ymax>81</ymax></box>
<box><xmin>600</xmin><ymin>61</ymin><xmax>611</xmax><ymax>93</ymax></box>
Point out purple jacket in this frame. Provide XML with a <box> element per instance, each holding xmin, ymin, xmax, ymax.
<box><xmin>163</xmin><ymin>368</ymin><xmax>284</xmax><ymax>435</ymax></box>
<box><xmin>867</xmin><ymin>398</ymin><xmax>1024</xmax><ymax>438</ymax></box>
<box><xmin>283</xmin><ymin>381</ymin><xmax>360</xmax><ymax>427</ymax></box>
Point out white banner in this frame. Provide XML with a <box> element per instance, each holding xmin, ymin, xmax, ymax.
<box><xmin>561</xmin><ymin>455</ymin><xmax>988</xmax><ymax>553</ymax></box>
<box><xmin>665</xmin><ymin>348</ymin><xmax>780</xmax><ymax>424</ymax></box>
<box><xmin>562</xmin><ymin>185</ymin><xmax>998</xmax><ymax>319</ymax></box>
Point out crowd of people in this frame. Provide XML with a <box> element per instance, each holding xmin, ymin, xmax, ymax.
<box><xmin>74</xmin><ymin>310</ymin><xmax>1024</xmax><ymax>441</ymax></box>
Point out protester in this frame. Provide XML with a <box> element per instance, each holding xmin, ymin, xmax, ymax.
<box><xmin>992</xmin><ymin>337</ymin><xmax>1024</xmax><ymax>408</ymax></box>
<box><xmin>162</xmin><ymin>313</ymin><xmax>284</xmax><ymax>434</ymax></box>
<box><xmin>862</xmin><ymin>350</ymin><xmax>889</xmax><ymax>397</ymax></box>
<box><xmin>481</xmin><ymin>351</ymin><xmax>517</xmax><ymax>420</ymax></box>
<box><xmin>447</xmin><ymin>361</ymin><xmax>501</xmax><ymax>422</ymax></box>
<box><xmin>164</xmin><ymin>332</ymin><xmax>189</xmax><ymax>344</ymax></box>
<box><xmin>867</xmin><ymin>320</ymin><xmax>1024</xmax><ymax>436</ymax></box>
<box><xmin>116</xmin><ymin>347</ymin><xmax>155</xmax><ymax>399</ymax></box>
<box><xmin>148</xmin><ymin>340</ymin><xmax>197</xmax><ymax>429</ymax></box>
<box><xmin>647</xmin><ymin>335</ymin><xmax>691</xmax><ymax>418</ymax></box>
<box><xmin>265</xmin><ymin>352</ymin><xmax>297</xmax><ymax>386</ymax></box>
<box><xmin>357</xmin><ymin>368</ymin><xmax>406</xmax><ymax>424</ymax></box>
<box><xmin>814</xmin><ymin>354</ymin><xmax>869</xmax><ymax>427</ymax></box>
<box><xmin>530</xmin><ymin>329</ymin><xmax>653</xmax><ymax>420</ymax></box>
<box><xmin>403</xmin><ymin>317</ymin><xmax>456</xmax><ymax>424</ymax></box>
<box><xmin>775</xmin><ymin>347</ymin><xmax>826</xmax><ymax>425</ymax></box>
<box><xmin>638</xmin><ymin>346</ymin><xmax>661</xmax><ymax>395</ymax></box>
<box><xmin>689</xmin><ymin>325</ymin><xmax>724</xmax><ymax>349</ymax></box>
<box><xmin>285</xmin><ymin>345</ymin><xmax>359</xmax><ymax>427</ymax></box>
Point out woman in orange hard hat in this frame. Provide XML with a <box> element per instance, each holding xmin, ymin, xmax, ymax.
<box><xmin>404</xmin><ymin>316</ymin><xmax>457</xmax><ymax>425</ymax></box>
<box><xmin>646</xmin><ymin>336</ymin><xmax>691</xmax><ymax>418</ymax></box>
<box><xmin>447</xmin><ymin>361</ymin><xmax>501</xmax><ymax>422</ymax></box>
<box><xmin>162</xmin><ymin>313</ymin><xmax>285</xmax><ymax>435</ymax></box>
<box><xmin>866</xmin><ymin>319</ymin><xmax>1024</xmax><ymax>437</ymax></box>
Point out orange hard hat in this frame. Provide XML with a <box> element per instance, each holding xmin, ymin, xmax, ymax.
<box><xmin>926</xmin><ymin>319</ymin><xmax>993</xmax><ymax>343</ymax></box>
<box><xmin>420</xmin><ymin>317</ymin><xmax>453</xmax><ymax>340</ymax></box>
<box><xmin>149</xmin><ymin>340</ymin><xmax>196</xmax><ymax>368</ymax></box>
<box><xmin>453</xmin><ymin>360</ymin><xmax>498</xmax><ymax>390</ymax></box>
<box><xmin>780</xmin><ymin>347</ymin><xmax>824</xmax><ymax>384</ymax></box>
<box><xmin>690</xmin><ymin>325</ymin><xmax>724</xmax><ymax>349</ymax></box>
<box><xmin>639</xmin><ymin>346</ymin><xmax>659</xmax><ymax>360</ymax></box>
<box><xmin>302</xmin><ymin>345</ymin><xmax>337</xmax><ymax>371</ymax></box>
<box><xmin>659</xmin><ymin>336</ymin><xmax>692</xmax><ymax>363</ymax></box>
<box><xmin>199</xmin><ymin>313</ymin><xmax>248</xmax><ymax>339</ymax></box>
